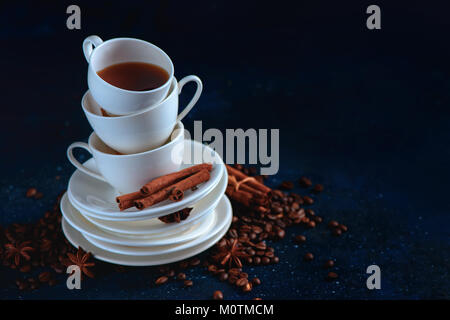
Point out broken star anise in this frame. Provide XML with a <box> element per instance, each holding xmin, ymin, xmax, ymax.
<box><xmin>212</xmin><ymin>238</ymin><xmax>248</xmax><ymax>268</ymax></box>
<box><xmin>64</xmin><ymin>247</ymin><xmax>95</xmax><ymax>278</ymax></box>
<box><xmin>4</xmin><ymin>241</ymin><xmax>35</xmax><ymax>266</ymax></box>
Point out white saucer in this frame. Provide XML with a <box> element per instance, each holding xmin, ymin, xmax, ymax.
<box><xmin>83</xmin><ymin>195</ymin><xmax>232</xmax><ymax>256</ymax></box>
<box><xmin>68</xmin><ymin>139</ymin><xmax>225</xmax><ymax>220</ymax></box>
<box><xmin>68</xmin><ymin>168</ymin><xmax>227</xmax><ymax>235</ymax></box>
<box><xmin>61</xmin><ymin>193</ymin><xmax>216</xmax><ymax>247</ymax></box>
<box><xmin>61</xmin><ymin>196</ymin><xmax>232</xmax><ymax>266</ymax></box>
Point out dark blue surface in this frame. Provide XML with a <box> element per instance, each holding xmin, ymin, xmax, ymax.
<box><xmin>0</xmin><ymin>1</ymin><xmax>449</xmax><ymax>299</ymax></box>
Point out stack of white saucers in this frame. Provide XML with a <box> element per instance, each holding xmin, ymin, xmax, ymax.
<box><xmin>60</xmin><ymin>139</ymin><xmax>232</xmax><ymax>266</ymax></box>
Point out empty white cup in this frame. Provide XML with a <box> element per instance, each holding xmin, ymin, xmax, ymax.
<box><xmin>67</xmin><ymin>121</ymin><xmax>185</xmax><ymax>194</ymax></box>
<box><xmin>82</xmin><ymin>76</ymin><xmax>202</xmax><ymax>154</ymax></box>
<box><xmin>83</xmin><ymin>35</ymin><xmax>174</xmax><ymax>115</ymax></box>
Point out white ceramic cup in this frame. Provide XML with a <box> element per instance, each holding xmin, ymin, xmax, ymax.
<box><xmin>82</xmin><ymin>76</ymin><xmax>201</xmax><ymax>154</ymax></box>
<box><xmin>67</xmin><ymin>122</ymin><xmax>185</xmax><ymax>194</ymax></box>
<box><xmin>83</xmin><ymin>35</ymin><xmax>174</xmax><ymax>115</ymax></box>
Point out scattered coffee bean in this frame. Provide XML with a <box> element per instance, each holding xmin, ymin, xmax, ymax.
<box><xmin>190</xmin><ymin>258</ymin><xmax>201</xmax><ymax>266</ymax></box>
<box><xmin>262</xmin><ymin>257</ymin><xmax>270</xmax><ymax>265</ymax></box>
<box><xmin>304</xmin><ymin>253</ymin><xmax>314</xmax><ymax>261</ymax></box>
<box><xmin>271</xmin><ymin>256</ymin><xmax>279</xmax><ymax>264</ymax></box>
<box><xmin>155</xmin><ymin>276</ymin><xmax>168</xmax><ymax>285</ymax></box>
<box><xmin>303</xmin><ymin>196</ymin><xmax>314</xmax><ymax>205</ymax></box>
<box><xmin>183</xmin><ymin>280</ymin><xmax>193</xmax><ymax>287</ymax></box>
<box><xmin>299</xmin><ymin>177</ymin><xmax>312</xmax><ymax>187</ymax></box>
<box><xmin>324</xmin><ymin>260</ymin><xmax>335</xmax><ymax>268</ymax></box>
<box><xmin>294</xmin><ymin>235</ymin><xmax>306</xmax><ymax>244</ymax></box>
<box><xmin>279</xmin><ymin>181</ymin><xmax>294</xmax><ymax>190</ymax></box>
<box><xmin>213</xmin><ymin>290</ymin><xmax>223</xmax><ymax>300</ymax></box>
<box><xmin>219</xmin><ymin>272</ymin><xmax>228</xmax><ymax>282</ymax></box>
<box><xmin>242</xmin><ymin>282</ymin><xmax>252</xmax><ymax>292</ymax></box>
<box><xmin>332</xmin><ymin>228</ymin><xmax>342</xmax><ymax>237</ymax></box>
<box><xmin>314</xmin><ymin>216</ymin><xmax>323</xmax><ymax>224</ymax></box>
<box><xmin>253</xmin><ymin>297</ymin><xmax>262</xmax><ymax>300</ymax></box>
<box><xmin>34</xmin><ymin>192</ymin><xmax>44</xmax><ymax>200</ymax></box>
<box><xmin>328</xmin><ymin>220</ymin><xmax>339</xmax><ymax>228</ymax></box>
<box><xmin>38</xmin><ymin>271</ymin><xmax>51</xmax><ymax>283</ymax></box>
<box><xmin>312</xmin><ymin>184</ymin><xmax>324</xmax><ymax>193</ymax></box>
<box><xmin>327</xmin><ymin>272</ymin><xmax>339</xmax><ymax>281</ymax></box>
<box><xmin>177</xmin><ymin>272</ymin><xmax>186</xmax><ymax>281</ymax></box>
<box><xmin>236</xmin><ymin>278</ymin><xmax>248</xmax><ymax>287</ymax></box>
<box><xmin>307</xmin><ymin>220</ymin><xmax>316</xmax><ymax>228</ymax></box>
<box><xmin>252</xmin><ymin>277</ymin><xmax>261</xmax><ymax>286</ymax></box>
<box><xmin>26</xmin><ymin>187</ymin><xmax>37</xmax><ymax>198</ymax></box>
<box><xmin>339</xmin><ymin>224</ymin><xmax>348</xmax><ymax>232</ymax></box>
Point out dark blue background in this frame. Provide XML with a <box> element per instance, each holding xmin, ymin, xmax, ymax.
<box><xmin>0</xmin><ymin>0</ymin><xmax>449</xmax><ymax>299</ymax></box>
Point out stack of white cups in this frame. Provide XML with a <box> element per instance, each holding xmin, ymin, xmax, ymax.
<box><xmin>60</xmin><ymin>36</ymin><xmax>231</xmax><ymax>266</ymax></box>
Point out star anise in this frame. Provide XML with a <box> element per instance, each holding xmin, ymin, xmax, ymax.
<box><xmin>158</xmin><ymin>208</ymin><xmax>192</xmax><ymax>224</ymax></box>
<box><xmin>4</xmin><ymin>241</ymin><xmax>35</xmax><ymax>266</ymax></box>
<box><xmin>212</xmin><ymin>238</ymin><xmax>248</xmax><ymax>268</ymax></box>
<box><xmin>64</xmin><ymin>247</ymin><xmax>95</xmax><ymax>278</ymax></box>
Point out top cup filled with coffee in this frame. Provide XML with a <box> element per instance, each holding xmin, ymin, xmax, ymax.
<box><xmin>83</xmin><ymin>35</ymin><xmax>174</xmax><ymax>115</ymax></box>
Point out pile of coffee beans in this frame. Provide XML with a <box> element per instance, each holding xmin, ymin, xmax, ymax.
<box><xmin>1</xmin><ymin>165</ymin><xmax>347</xmax><ymax>299</ymax></box>
<box><xmin>0</xmin><ymin>190</ymin><xmax>78</xmax><ymax>291</ymax></box>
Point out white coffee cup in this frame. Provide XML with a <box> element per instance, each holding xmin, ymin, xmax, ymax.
<box><xmin>83</xmin><ymin>35</ymin><xmax>174</xmax><ymax>115</ymax></box>
<box><xmin>67</xmin><ymin>121</ymin><xmax>185</xmax><ymax>194</ymax></box>
<box><xmin>82</xmin><ymin>76</ymin><xmax>201</xmax><ymax>154</ymax></box>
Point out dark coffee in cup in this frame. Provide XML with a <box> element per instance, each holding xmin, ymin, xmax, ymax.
<box><xmin>97</xmin><ymin>62</ymin><xmax>169</xmax><ymax>91</ymax></box>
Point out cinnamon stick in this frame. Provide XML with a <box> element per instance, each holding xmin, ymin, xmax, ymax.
<box><xmin>170</xmin><ymin>169</ymin><xmax>211</xmax><ymax>202</ymax></box>
<box><xmin>134</xmin><ymin>188</ymin><xmax>173</xmax><ymax>210</ymax></box>
<box><xmin>135</xmin><ymin>169</ymin><xmax>211</xmax><ymax>210</ymax></box>
<box><xmin>140</xmin><ymin>163</ymin><xmax>212</xmax><ymax>195</ymax></box>
<box><xmin>226</xmin><ymin>165</ymin><xmax>272</xmax><ymax>195</ymax></box>
<box><xmin>226</xmin><ymin>186</ymin><xmax>268</xmax><ymax>207</ymax></box>
<box><xmin>116</xmin><ymin>191</ymin><xmax>144</xmax><ymax>211</ymax></box>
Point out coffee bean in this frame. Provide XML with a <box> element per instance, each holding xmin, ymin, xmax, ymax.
<box><xmin>26</xmin><ymin>187</ymin><xmax>37</xmax><ymax>198</ymax></box>
<box><xmin>304</xmin><ymin>253</ymin><xmax>314</xmax><ymax>261</ymax></box>
<box><xmin>236</xmin><ymin>278</ymin><xmax>248</xmax><ymax>287</ymax></box>
<box><xmin>314</xmin><ymin>216</ymin><xmax>323</xmax><ymax>223</ymax></box>
<box><xmin>252</xmin><ymin>277</ymin><xmax>261</xmax><ymax>286</ymax></box>
<box><xmin>262</xmin><ymin>257</ymin><xmax>270</xmax><ymax>265</ymax></box>
<box><xmin>324</xmin><ymin>260</ymin><xmax>335</xmax><ymax>268</ymax></box>
<box><xmin>155</xmin><ymin>276</ymin><xmax>168</xmax><ymax>285</ymax></box>
<box><xmin>19</xmin><ymin>265</ymin><xmax>31</xmax><ymax>273</ymax></box>
<box><xmin>332</xmin><ymin>228</ymin><xmax>342</xmax><ymax>237</ymax></box>
<box><xmin>184</xmin><ymin>280</ymin><xmax>193</xmax><ymax>287</ymax></box>
<box><xmin>327</xmin><ymin>272</ymin><xmax>338</xmax><ymax>281</ymax></box>
<box><xmin>306</xmin><ymin>209</ymin><xmax>315</xmax><ymax>216</ymax></box>
<box><xmin>177</xmin><ymin>272</ymin><xmax>186</xmax><ymax>280</ymax></box>
<box><xmin>48</xmin><ymin>279</ymin><xmax>58</xmax><ymax>286</ymax></box>
<box><xmin>339</xmin><ymin>224</ymin><xmax>348</xmax><ymax>232</ymax></box>
<box><xmin>242</xmin><ymin>282</ymin><xmax>252</xmax><ymax>292</ymax></box>
<box><xmin>208</xmin><ymin>265</ymin><xmax>217</xmax><ymax>273</ymax></box>
<box><xmin>276</xmin><ymin>229</ymin><xmax>285</xmax><ymax>239</ymax></box>
<box><xmin>38</xmin><ymin>272</ymin><xmax>51</xmax><ymax>283</ymax></box>
<box><xmin>271</xmin><ymin>256</ymin><xmax>279</xmax><ymax>264</ymax></box>
<box><xmin>312</xmin><ymin>184</ymin><xmax>324</xmax><ymax>193</ymax></box>
<box><xmin>240</xmin><ymin>272</ymin><xmax>249</xmax><ymax>278</ymax></box>
<box><xmin>279</xmin><ymin>181</ymin><xmax>294</xmax><ymax>190</ymax></box>
<box><xmin>246</xmin><ymin>257</ymin><xmax>253</xmax><ymax>264</ymax></box>
<box><xmin>253</xmin><ymin>297</ymin><xmax>262</xmax><ymax>300</ymax></box>
<box><xmin>299</xmin><ymin>177</ymin><xmax>312</xmax><ymax>187</ymax></box>
<box><xmin>307</xmin><ymin>220</ymin><xmax>316</xmax><ymax>228</ymax></box>
<box><xmin>328</xmin><ymin>220</ymin><xmax>339</xmax><ymax>228</ymax></box>
<box><xmin>213</xmin><ymin>290</ymin><xmax>223</xmax><ymax>300</ymax></box>
<box><xmin>16</xmin><ymin>279</ymin><xmax>28</xmax><ymax>291</ymax></box>
<box><xmin>294</xmin><ymin>235</ymin><xmax>306</xmax><ymax>244</ymax></box>
<box><xmin>265</xmin><ymin>251</ymin><xmax>274</xmax><ymax>258</ymax></box>
<box><xmin>166</xmin><ymin>269</ymin><xmax>175</xmax><ymax>277</ymax></box>
<box><xmin>303</xmin><ymin>196</ymin><xmax>314</xmax><ymax>205</ymax></box>
<box><xmin>228</xmin><ymin>276</ymin><xmax>238</xmax><ymax>284</ymax></box>
<box><xmin>219</xmin><ymin>272</ymin><xmax>228</xmax><ymax>281</ymax></box>
<box><xmin>190</xmin><ymin>258</ymin><xmax>201</xmax><ymax>266</ymax></box>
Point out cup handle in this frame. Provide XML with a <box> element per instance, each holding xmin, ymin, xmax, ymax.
<box><xmin>83</xmin><ymin>35</ymin><xmax>103</xmax><ymax>63</ymax></box>
<box><xmin>176</xmin><ymin>75</ymin><xmax>203</xmax><ymax>121</ymax></box>
<box><xmin>67</xmin><ymin>142</ymin><xmax>107</xmax><ymax>182</ymax></box>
